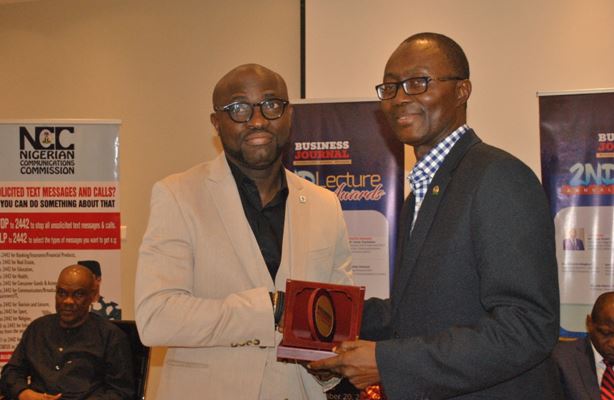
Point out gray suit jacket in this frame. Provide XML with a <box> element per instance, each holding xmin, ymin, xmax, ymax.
<box><xmin>135</xmin><ymin>154</ymin><xmax>352</xmax><ymax>399</ymax></box>
<box><xmin>552</xmin><ymin>337</ymin><xmax>600</xmax><ymax>400</ymax></box>
<box><xmin>362</xmin><ymin>130</ymin><xmax>563</xmax><ymax>399</ymax></box>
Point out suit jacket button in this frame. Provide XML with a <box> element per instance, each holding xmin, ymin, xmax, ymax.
<box><xmin>253</xmin><ymin>339</ymin><xmax>261</xmax><ymax>345</ymax></box>
<box><xmin>393</xmin><ymin>331</ymin><xmax>400</xmax><ymax>338</ymax></box>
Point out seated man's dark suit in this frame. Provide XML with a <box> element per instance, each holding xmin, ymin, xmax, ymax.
<box><xmin>552</xmin><ymin>336</ymin><xmax>600</xmax><ymax>400</ymax></box>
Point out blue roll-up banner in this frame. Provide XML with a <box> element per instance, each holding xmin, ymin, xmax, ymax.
<box><xmin>285</xmin><ymin>100</ymin><xmax>404</xmax><ymax>299</ymax></box>
<box><xmin>539</xmin><ymin>90</ymin><xmax>614</xmax><ymax>304</ymax></box>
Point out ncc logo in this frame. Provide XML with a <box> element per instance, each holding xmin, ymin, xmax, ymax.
<box><xmin>19</xmin><ymin>126</ymin><xmax>75</xmax><ymax>150</ymax></box>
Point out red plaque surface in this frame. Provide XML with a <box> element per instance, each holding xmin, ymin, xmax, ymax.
<box><xmin>277</xmin><ymin>279</ymin><xmax>365</xmax><ymax>362</ymax></box>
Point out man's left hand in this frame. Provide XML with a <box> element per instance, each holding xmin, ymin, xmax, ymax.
<box><xmin>308</xmin><ymin>339</ymin><xmax>380</xmax><ymax>389</ymax></box>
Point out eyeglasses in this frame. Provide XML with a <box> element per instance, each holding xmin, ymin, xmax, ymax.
<box><xmin>375</xmin><ymin>76</ymin><xmax>465</xmax><ymax>100</ymax></box>
<box><xmin>214</xmin><ymin>98</ymin><xmax>289</xmax><ymax>123</ymax></box>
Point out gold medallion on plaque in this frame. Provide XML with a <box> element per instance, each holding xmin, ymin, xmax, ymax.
<box><xmin>307</xmin><ymin>288</ymin><xmax>336</xmax><ymax>342</ymax></box>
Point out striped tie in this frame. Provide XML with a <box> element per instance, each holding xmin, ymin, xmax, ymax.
<box><xmin>602</xmin><ymin>361</ymin><xmax>614</xmax><ymax>399</ymax></box>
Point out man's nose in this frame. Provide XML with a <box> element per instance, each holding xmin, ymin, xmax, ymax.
<box><xmin>248</xmin><ymin>106</ymin><xmax>268</xmax><ymax>128</ymax></box>
<box><xmin>390</xmin><ymin>87</ymin><xmax>415</xmax><ymax>105</ymax></box>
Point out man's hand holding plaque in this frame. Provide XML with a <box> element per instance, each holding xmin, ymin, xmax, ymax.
<box><xmin>276</xmin><ymin>279</ymin><xmax>365</xmax><ymax>362</ymax></box>
<box><xmin>308</xmin><ymin>340</ymin><xmax>386</xmax><ymax>399</ymax></box>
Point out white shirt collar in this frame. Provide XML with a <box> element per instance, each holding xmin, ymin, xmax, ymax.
<box><xmin>591</xmin><ymin>339</ymin><xmax>606</xmax><ymax>384</ymax></box>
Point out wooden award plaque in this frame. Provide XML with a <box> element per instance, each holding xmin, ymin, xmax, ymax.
<box><xmin>277</xmin><ymin>279</ymin><xmax>365</xmax><ymax>362</ymax></box>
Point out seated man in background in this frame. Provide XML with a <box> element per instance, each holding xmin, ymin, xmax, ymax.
<box><xmin>77</xmin><ymin>260</ymin><xmax>122</xmax><ymax>320</ymax></box>
<box><xmin>552</xmin><ymin>291</ymin><xmax>614</xmax><ymax>399</ymax></box>
<box><xmin>0</xmin><ymin>264</ymin><xmax>134</xmax><ymax>400</ymax></box>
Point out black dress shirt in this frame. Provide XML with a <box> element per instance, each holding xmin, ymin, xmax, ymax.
<box><xmin>0</xmin><ymin>313</ymin><xmax>134</xmax><ymax>400</ymax></box>
<box><xmin>228</xmin><ymin>158</ymin><xmax>288</xmax><ymax>280</ymax></box>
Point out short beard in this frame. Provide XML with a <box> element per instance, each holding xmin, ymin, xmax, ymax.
<box><xmin>221</xmin><ymin>141</ymin><xmax>283</xmax><ymax>171</ymax></box>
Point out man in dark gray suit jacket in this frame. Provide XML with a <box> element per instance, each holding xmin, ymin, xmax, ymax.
<box><xmin>310</xmin><ymin>32</ymin><xmax>562</xmax><ymax>399</ymax></box>
<box><xmin>552</xmin><ymin>292</ymin><xmax>614</xmax><ymax>400</ymax></box>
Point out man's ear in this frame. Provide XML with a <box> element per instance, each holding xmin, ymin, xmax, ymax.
<box><xmin>210</xmin><ymin>112</ymin><xmax>221</xmax><ymax>135</ymax></box>
<box><xmin>456</xmin><ymin>79</ymin><xmax>472</xmax><ymax>107</ymax></box>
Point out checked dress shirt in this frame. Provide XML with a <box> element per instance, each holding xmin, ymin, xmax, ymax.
<box><xmin>408</xmin><ymin>124</ymin><xmax>469</xmax><ymax>228</ymax></box>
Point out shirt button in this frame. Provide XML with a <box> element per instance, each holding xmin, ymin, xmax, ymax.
<box><xmin>55</xmin><ymin>365</ymin><xmax>60</xmax><ymax>370</ymax></box>
<box><xmin>58</xmin><ymin>347</ymin><xmax>63</xmax><ymax>352</ymax></box>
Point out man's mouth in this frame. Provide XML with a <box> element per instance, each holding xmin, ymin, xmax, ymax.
<box><xmin>393</xmin><ymin>105</ymin><xmax>422</xmax><ymax>125</ymax></box>
<box><xmin>244</xmin><ymin>131</ymin><xmax>273</xmax><ymax>146</ymax></box>
<box><xmin>395</xmin><ymin>112</ymin><xmax>421</xmax><ymax>125</ymax></box>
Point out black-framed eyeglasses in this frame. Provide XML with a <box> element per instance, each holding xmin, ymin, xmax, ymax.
<box><xmin>213</xmin><ymin>98</ymin><xmax>289</xmax><ymax>123</ymax></box>
<box><xmin>375</xmin><ymin>76</ymin><xmax>466</xmax><ymax>100</ymax></box>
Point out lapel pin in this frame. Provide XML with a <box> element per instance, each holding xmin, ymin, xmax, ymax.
<box><xmin>299</xmin><ymin>195</ymin><xmax>307</xmax><ymax>203</ymax></box>
<box><xmin>432</xmin><ymin>185</ymin><xmax>440</xmax><ymax>196</ymax></box>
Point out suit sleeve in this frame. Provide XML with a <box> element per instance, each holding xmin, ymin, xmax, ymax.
<box><xmin>551</xmin><ymin>338</ymin><xmax>598</xmax><ymax>400</ymax></box>
<box><xmin>0</xmin><ymin>329</ymin><xmax>31</xmax><ymax>399</ymax></box>
<box><xmin>87</xmin><ymin>328</ymin><xmax>135</xmax><ymax>400</ymax></box>
<box><xmin>134</xmin><ymin>180</ymin><xmax>275</xmax><ymax>348</ymax></box>
<box><xmin>375</xmin><ymin>157</ymin><xmax>560</xmax><ymax>398</ymax></box>
<box><xmin>361</xmin><ymin>298</ymin><xmax>393</xmax><ymax>341</ymax></box>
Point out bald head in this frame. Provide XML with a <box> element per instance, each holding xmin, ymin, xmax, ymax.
<box><xmin>399</xmin><ymin>32</ymin><xmax>470</xmax><ymax>80</ymax></box>
<box><xmin>587</xmin><ymin>292</ymin><xmax>614</xmax><ymax>363</ymax></box>
<box><xmin>59</xmin><ymin>264</ymin><xmax>95</xmax><ymax>286</ymax></box>
<box><xmin>56</xmin><ymin>264</ymin><xmax>96</xmax><ymax>328</ymax></box>
<box><xmin>591</xmin><ymin>292</ymin><xmax>614</xmax><ymax>322</ymax></box>
<box><xmin>212</xmin><ymin>63</ymin><xmax>288</xmax><ymax>106</ymax></box>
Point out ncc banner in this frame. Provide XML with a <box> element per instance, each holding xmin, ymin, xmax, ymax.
<box><xmin>0</xmin><ymin>120</ymin><xmax>122</xmax><ymax>366</ymax></box>
<box><xmin>539</xmin><ymin>90</ymin><xmax>614</xmax><ymax>304</ymax></box>
<box><xmin>285</xmin><ymin>100</ymin><xmax>404</xmax><ymax>299</ymax></box>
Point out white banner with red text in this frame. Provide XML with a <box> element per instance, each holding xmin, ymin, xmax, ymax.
<box><xmin>0</xmin><ymin>120</ymin><xmax>121</xmax><ymax>366</ymax></box>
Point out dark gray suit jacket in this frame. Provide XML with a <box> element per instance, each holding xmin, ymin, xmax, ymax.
<box><xmin>552</xmin><ymin>337</ymin><xmax>600</xmax><ymax>400</ymax></box>
<box><xmin>362</xmin><ymin>130</ymin><xmax>563</xmax><ymax>399</ymax></box>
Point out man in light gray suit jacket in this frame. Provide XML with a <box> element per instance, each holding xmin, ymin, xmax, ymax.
<box><xmin>135</xmin><ymin>64</ymin><xmax>352</xmax><ymax>400</ymax></box>
<box><xmin>310</xmin><ymin>32</ymin><xmax>562</xmax><ymax>399</ymax></box>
